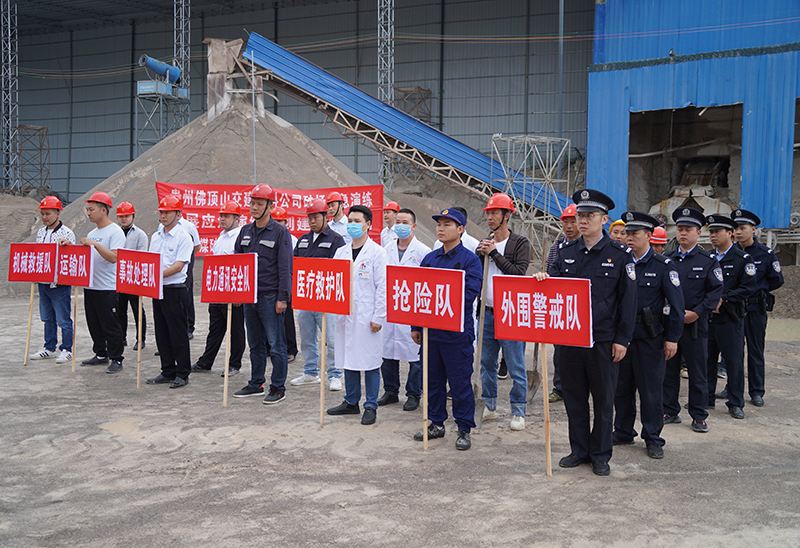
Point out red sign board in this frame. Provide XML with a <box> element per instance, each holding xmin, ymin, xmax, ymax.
<box><xmin>292</xmin><ymin>256</ymin><xmax>351</xmax><ymax>315</ymax></box>
<box><xmin>386</xmin><ymin>265</ymin><xmax>465</xmax><ymax>332</ymax></box>
<box><xmin>56</xmin><ymin>245</ymin><xmax>92</xmax><ymax>287</ymax></box>
<box><xmin>155</xmin><ymin>182</ymin><xmax>384</xmax><ymax>255</ymax></box>
<box><xmin>201</xmin><ymin>253</ymin><xmax>258</xmax><ymax>304</ymax></box>
<box><xmin>116</xmin><ymin>249</ymin><xmax>162</xmax><ymax>299</ymax></box>
<box><xmin>8</xmin><ymin>243</ymin><xmax>58</xmax><ymax>283</ymax></box>
<box><xmin>492</xmin><ymin>276</ymin><xmax>593</xmax><ymax>347</ymax></box>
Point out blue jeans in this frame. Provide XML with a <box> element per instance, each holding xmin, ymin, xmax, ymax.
<box><xmin>480</xmin><ymin>307</ymin><xmax>527</xmax><ymax>416</ymax></box>
<box><xmin>244</xmin><ymin>294</ymin><xmax>288</xmax><ymax>392</ymax></box>
<box><xmin>344</xmin><ymin>369</ymin><xmax>380</xmax><ymax>410</ymax></box>
<box><xmin>38</xmin><ymin>284</ymin><xmax>72</xmax><ymax>352</ymax></box>
<box><xmin>297</xmin><ymin>310</ymin><xmax>340</xmax><ymax>379</ymax></box>
<box><xmin>381</xmin><ymin>358</ymin><xmax>422</xmax><ymax>397</ymax></box>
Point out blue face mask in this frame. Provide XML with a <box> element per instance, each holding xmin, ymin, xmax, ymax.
<box><xmin>347</xmin><ymin>222</ymin><xmax>364</xmax><ymax>239</ymax></box>
<box><xmin>393</xmin><ymin>223</ymin><xmax>412</xmax><ymax>239</ymax></box>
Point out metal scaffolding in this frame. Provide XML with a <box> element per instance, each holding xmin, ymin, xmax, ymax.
<box><xmin>1</xmin><ymin>0</ymin><xmax>18</xmax><ymax>191</ymax></box>
<box><xmin>173</xmin><ymin>0</ymin><xmax>191</xmax><ymax>128</ymax></box>
<box><xmin>377</xmin><ymin>0</ymin><xmax>394</xmax><ymax>188</ymax></box>
<box><xmin>18</xmin><ymin>124</ymin><xmax>49</xmax><ymax>191</ymax></box>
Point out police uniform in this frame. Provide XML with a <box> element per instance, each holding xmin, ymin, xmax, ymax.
<box><xmin>706</xmin><ymin>214</ymin><xmax>757</xmax><ymax>417</ymax></box>
<box><xmin>733</xmin><ymin>209</ymin><xmax>784</xmax><ymax>405</ymax></box>
<box><xmin>613</xmin><ymin>212</ymin><xmax>684</xmax><ymax>456</ymax></box>
<box><xmin>663</xmin><ymin>208</ymin><xmax>723</xmax><ymax>428</ymax></box>
<box><xmin>548</xmin><ymin>190</ymin><xmax>636</xmax><ymax>474</ymax></box>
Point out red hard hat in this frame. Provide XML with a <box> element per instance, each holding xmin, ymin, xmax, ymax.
<box><xmin>250</xmin><ymin>184</ymin><xmax>274</xmax><ymax>201</ymax></box>
<box><xmin>560</xmin><ymin>203</ymin><xmax>577</xmax><ymax>220</ymax></box>
<box><xmin>484</xmin><ymin>192</ymin><xmax>516</xmax><ymax>213</ymax></box>
<box><xmin>116</xmin><ymin>201</ymin><xmax>135</xmax><ymax>216</ymax></box>
<box><xmin>271</xmin><ymin>206</ymin><xmax>288</xmax><ymax>221</ymax></box>
<box><xmin>385</xmin><ymin>201</ymin><xmax>400</xmax><ymax>212</ymax></box>
<box><xmin>306</xmin><ymin>199</ymin><xmax>328</xmax><ymax>215</ymax></box>
<box><xmin>326</xmin><ymin>191</ymin><xmax>344</xmax><ymax>204</ymax></box>
<box><xmin>158</xmin><ymin>195</ymin><xmax>183</xmax><ymax>211</ymax></box>
<box><xmin>39</xmin><ymin>196</ymin><xmax>63</xmax><ymax>211</ymax></box>
<box><xmin>651</xmin><ymin>226</ymin><xmax>668</xmax><ymax>245</ymax></box>
<box><xmin>219</xmin><ymin>201</ymin><xmax>242</xmax><ymax>216</ymax></box>
<box><xmin>86</xmin><ymin>191</ymin><xmax>113</xmax><ymax>208</ymax></box>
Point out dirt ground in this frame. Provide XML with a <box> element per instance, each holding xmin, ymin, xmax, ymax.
<box><xmin>1</xmin><ymin>294</ymin><xmax>799</xmax><ymax>547</ymax></box>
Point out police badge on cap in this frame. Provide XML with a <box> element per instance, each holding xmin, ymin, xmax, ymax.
<box><xmin>621</xmin><ymin>211</ymin><xmax>658</xmax><ymax>232</ymax></box>
<box><xmin>706</xmin><ymin>214</ymin><xmax>736</xmax><ymax>230</ymax></box>
<box><xmin>732</xmin><ymin>208</ymin><xmax>761</xmax><ymax>227</ymax></box>
<box><xmin>572</xmin><ymin>188</ymin><xmax>615</xmax><ymax>214</ymax></box>
<box><xmin>672</xmin><ymin>207</ymin><xmax>705</xmax><ymax>228</ymax></box>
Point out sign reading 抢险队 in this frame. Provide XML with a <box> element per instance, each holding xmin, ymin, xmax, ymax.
<box><xmin>386</xmin><ymin>265</ymin><xmax>465</xmax><ymax>332</ymax></box>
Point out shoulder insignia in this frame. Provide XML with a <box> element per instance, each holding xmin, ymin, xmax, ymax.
<box><xmin>745</xmin><ymin>263</ymin><xmax>756</xmax><ymax>276</ymax></box>
<box><xmin>626</xmin><ymin>263</ymin><xmax>636</xmax><ymax>281</ymax></box>
<box><xmin>773</xmin><ymin>260</ymin><xmax>781</xmax><ymax>273</ymax></box>
<box><xmin>669</xmin><ymin>270</ymin><xmax>680</xmax><ymax>287</ymax></box>
<box><xmin>714</xmin><ymin>267</ymin><xmax>723</xmax><ymax>282</ymax></box>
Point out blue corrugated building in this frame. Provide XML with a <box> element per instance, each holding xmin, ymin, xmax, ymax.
<box><xmin>587</xmin><ymin>0</ymin><xmax>800</xmax><ymax>228</ymax></box>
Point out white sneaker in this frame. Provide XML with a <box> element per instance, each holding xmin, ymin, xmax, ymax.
<box><xmin>329</xmin><ymin>377</ymin><xmax>343</xmax><ymax>391</ymax></box>
<box><xmin>29</xmin><ymin>348</ymin><xmax>55</xmax><ymax>360</ymax></box>
<box><xmin>510</xmin><ymin>415</ymin><xmax>526</xmax><ymax>431</ymax></box>
<box><xmin>289</xmin><ymin>374</ymin><xmax>320</xmax><ymax>386</ymax></box>
<box><xmin>55</xmin><ymin>349</ymin><xmax>72</xmax><ymax>364</ymax></box>
<box><xmin>482</xmin><ymin>407</ymin><xmax>498</xmax><ymax>421</ymax></box>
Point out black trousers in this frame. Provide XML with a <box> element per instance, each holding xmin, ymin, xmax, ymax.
<box><xmin>153</xmin><ymin>285</ymin><xmax>191</xmax><ymax>380</ymax></box>
<box><xmin>182</xmin><ymin>254</ymin><xmax>196</xmax><ymax>334</ymax></box>
<box><xmin>707</xmin><ymin>317</ymin><xmax>745</xmax><ymax>409</ymax></box>
<box><xmin>284</xmin><ymin>302</ymin><xmax>298</xmax><ymax>357</ymax></box>
<box><xmin>664</xmin><ymin>323</ymin><xmax>709</xmax><ymax>421</ymax></box>
<box><xmin>560</xmin><ymin>341</ymin><xmax>617</xmax><ymax>463</ymax></box>
<box><xmin>552</xmin><ymin>345</ymin><xmax>563</xmax><ymax>393</ymax></box>
<box><xmin>745</xmin><ymin>310</ymin><xmax>768</xmax><ymax>398</ymax></box>
<box><xmin>83</xmin><ymin>289</ymin><xmax>125</xmax><ymax>362</ymax></box>
<box><xmin>614</xmin><ymin>335</ymin><xmax>666</xmax><ymax>447</ymax></box>
<box><xmin>116</xmin><ymin>293</ymin><xmax>146</xmax><ymax>344</ymax></box>
<box><xmin>197</xmin><ymin>303</ymin><xmax>245</xmax><ymax>370</ymax></box>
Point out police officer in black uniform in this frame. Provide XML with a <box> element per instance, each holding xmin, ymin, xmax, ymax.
<box><xmin>613</xmin><ymin>211</ymin><xmax>684</xmax><ymax>460</ymax></box>
<box><xmin>663</xmin><ymin>208</ymin><xmax>723</xmax><ymax>433</ymax></box>
<box><xmin>706</xmin><ymin>214</ymin><xmax>757</xmax><ymax>419</ymax></box>
<box><xmin>538</xmin><ymin>189</ymin><xmax>636</xmax><ymax>477</ymax></box>
<box><xmin>732</xmin><ymin>208</ymin><xmax>784</xmax><ymax>407</ymax></box>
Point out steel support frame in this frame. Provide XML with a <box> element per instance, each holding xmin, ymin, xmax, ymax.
<box><xmin>377</xmin><ymin>0</ymin><xmax>394</xmax><ymax>188</ymax></box>
<box><xmin>1</xmin><ymin>0</ymin><xmax>18</xmax><ymax>191</ymax></box>
<box><xmin>18</xmin><ymin>124</ymin><xmax>49</xmax><ymax>191</ymax></box>
<box><xmin>173</xmin><ymin>0</ymin><xmax>191</xmax><ymax>128</ymax></box>
<box><xmin>135</xmin><ymin>93</ymin><xmax>190</xmax><ymax>155</ymax></box>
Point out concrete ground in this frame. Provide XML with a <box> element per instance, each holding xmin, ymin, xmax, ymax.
<box><xmin>1</xmin><ymin>294</ymin><xmax>799</xmax><ymax>547</ymax></box>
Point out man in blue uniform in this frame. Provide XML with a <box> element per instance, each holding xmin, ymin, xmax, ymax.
<box><xmin>733</xmin><ymin>208</ymin><xmax>784</xmax><ymax>407</ymax></box>
<box><xmin>412</xmin><ymin>208</ymin><xmax>483</xmax><ymax>451</ymax></box>
<box><xmin>663</xmin><ymin>208</ymin><xmax>723</xmax><ymax>433</ymax></box>
<box><xmin>613</xmin><ymin>211</ymin><xmax>684</xmax><ymax>460</ymax></box>
<box><xmin>538</xmin><ymin>189</ymin><xmax>636</xmax><ymax>476</ymax></box>
<box><xmin>706</xmin><ymin>214</ymin><xmax>757</xmax><ymax>419</ymax></box>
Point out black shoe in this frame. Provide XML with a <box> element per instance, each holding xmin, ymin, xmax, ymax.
<box><xmin>263</xmin><ymin>388</ymin><xmax>285</xmax><ymax>405</ymax></box>
<box><xmin>455</xmin><ymin>430</ymin><xmax>471</xmax><ymax>451</ymax></box>
<box><xmin>414</xmin><ymin>423</ymin><xmax>446</xmax><ymax>441</ymax></box>
<box><xmin>728</xmin><ymin>406</ymin><xmax>745</xmax><ymax>419</ymax></box>
<box><xmin>559</xmin><ymin>454</ymin><xmax>591</xmax><ymax>468</ymax></box>
<box><xmin>646</xmin><ymin>444</ymin><xmax>664</xmax><ymax>459</ymax></box>
<box><xmin>146</xmin><ymin>374</ymin><xmax>172</xmax><ymax>385</ymax></box>
<box><xmin>327</xmin><ymin>401</ymin><xmax>360</xmax><ymax>415</ymax></box>
<box><xmin>187</xmin><ymin>332</ymin><xmax>194</xmax><ymax>340</ymax></box>
<box><xmin>663</xmin><ymin>414</ymin><xmax>682</xmax><ymax>424</ymax></box>
<box><xmin>751</xmin><ymin>395</ymin><xmax>764</xmax><ymax>407</ymax></box>
<box><xmin>613</xmin><ymin>436</ymin><xmax>635</xmax><ymax>446</ymax></box>
<box><xmin>592</xmin><ymin>461</ymin><xmax>611</xmax><ymax>476</ymax></box>
<box><xmin>287</xmin><ymin>354</ymin><xmax>296</xmax><ymax>364</ymax></box>
<box><xmin>361</xmin><ymin>408</ymin><xmax>377</xmax><ymax>425</ymax></box>
<box><xmin>81</xmin><ymin>355</ymin><xmax>109</xmax><ymax>366</ymax></box>
<box><xmin>169</xmin><ymin>377</ymin><xmax>189</xmax><ymax>389</ymax></box>
<box><xmin>233</xmin><ymin>384</ymin><xmax>265</xmax><ymax>398</ymax></box>
<box><xmin>133</xmin><ymin>341</ymin><xmax>145</xmax><ymax>351</ymax></box>
<box><xmin>105</xmin><ymin>360</ymin><xmax>123</xmax><ymax>374</ymax></box>
<box><xmin>191</xmin><ymin>362</ymin><xmax>212</xmax><ymax>372</ymax></box>
<box><xmin>498</xmin><ymin>358</ymin><xmax>508</xmax><ymax>380</ymax></box>
<box><xmin>221</xmin><ymin>368</ymin><xmax>241</xmax><ymax>378</ymax></box>
<box><xmin>403</xmin><ymin>395</ymin><xmax>420</xmax><ymax>411</ymax></box>
<box><xmin>377</xmin><ymin>392</ymin><xmax>399</xmax><ymax>406</ymax></box>
<box><xmin>691</xmin><ymin>419</ymin><xmax>709</xmax><ymax>433</ymax></box>
<box><xmin>715</xmin><ymin>387</ymin><xmax>728</xmax><ymax>400</ymax></box>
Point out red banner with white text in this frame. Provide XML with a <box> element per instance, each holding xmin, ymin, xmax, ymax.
<box><xmin>386</xmin><ymin>265</ymin><xmax>465</xmax><ymax>332</ymax></box>
<box><xmin>116</xmin><ymin>249</ymin><xmax>163</xmax><ymax>300</ymax></box>
<box><xmin>292</xmin><ymin>256</ymin><xmax>351</xmax><ymax>315</ymax></box>
<box><xmin>56</xmin><ymin>245</ymin><xmax>93</xmax><ymax>287</ymax></box>
<box><xmin>201</xmin><ymin>253</ymin><xmax>258</xmax><ymax>304</ymax></box>
<box><xmin>8</xmin><ymin>243</ymin><xmax>58</xmax><ymax>284</ymax></box>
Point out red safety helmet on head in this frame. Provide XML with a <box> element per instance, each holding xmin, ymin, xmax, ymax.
<box><xmin>271</xmin><ymin>206</ymin><xmax>288</xmax><ymax>221</ymax></box>
<box><xmin>560</xmin><ymin>203</ymin><xmax>577</xmax><ymax>220</ymax></box>
<box><xmin>385</xmin><ymin>201</ymin><xmax>400</xmax><ymax>212</ymax></box>
<box><xmin>116</xmin><ymin>201</ymin><xmax>135</xmax><ymax>216</ymax></box>
<box><xmin>250</xmin><ymin>184</ymin><xmax>274</xmax><ymax>201</ymax></box>
<box><xmin>219</xmin><ymin>201</ymin><xmax>242</xmax><ymax>216</ymax></box>
<box><xmin>39</xmin><ymin>196</ymin><xmax>63</xmax><ymax>211</ymax></box>
<box><xmin>158</xmin><ymin>195</ymin><xmax>183</xmax><ymax>212</ymax></box>
<box><xmin>326</xmin><ymin>191</ymin><xmax>344</xmax><ymax>204</ymax></box>
<box><xmin>484</xmin><ymin>192</ymin><xmax>516</xmax><ymax>213</ymax></box>
<box><xmin>651</xmin><ymin>226</ymin><xmax>668</xmax><ymax>245</ymax></box>
<box><xmin>306</xmin><ymin>199</ymin><xmax>328</xmax><ymax>216</ymax></box>
<box><xmin>86</xmin><ymin>191</ymin><xmax>113</xmax><ymax>208</ymax></box>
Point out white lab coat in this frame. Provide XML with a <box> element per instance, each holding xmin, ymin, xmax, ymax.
<box><xmin>333</xmin><ymin>238</ymin><xmax>388</xmax><ymax>371</ymax></box>
<box><xmin>381</xmin><ymin>226</ymin><xmax>398</xmax><ymax>247</ymax></box>
<box><xmin>382</xmin><ymin>236</ymin><xmax>431</xmax><ymax>362</ymax></box>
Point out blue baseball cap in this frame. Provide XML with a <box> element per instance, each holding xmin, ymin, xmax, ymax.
<box><xmin>432</xmin><ymin>208</ymin><xmax>466</xmax><ymax>226</ymax></box>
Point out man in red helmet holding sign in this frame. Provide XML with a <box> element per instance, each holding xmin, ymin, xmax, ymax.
<box><xmin>115</xmin><ymin>201</ymin><xmax>149</xmax><ymax>351</ymax></box>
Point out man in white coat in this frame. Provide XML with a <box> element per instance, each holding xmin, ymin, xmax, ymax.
<box><xmin>378</xmin><ymin>208</ymin><xmax>431</xmax><ymax>411</ymax></box>
<box><xmin>327</xmin><ymin>205</ymin><xmax>388</xmax><ymax>425</ymax></box>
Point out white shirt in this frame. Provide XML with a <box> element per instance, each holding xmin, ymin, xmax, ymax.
<box><xmin>484</xmin><ymin>237</ymin><xmax>509</xmax><ymax>307</ymax></box>
<box><xmin>434</xmin><ymin>229</ymin><xmax>480</xmax><ymax>254</ymax></box>
<box><xmin>381</xmin><ymin>225</ymin><xmax>398</xmax><ymax>247</ymax></box>
<box><xmin>178</xmin><ymin>217</ymin><xmax>201</xmax><ymax>247</ymax></box>
<box><xmin>329</xmin><ymin>215</ymin><xmax>351</xmax><ymax>243</ymax></box>
<box><xmin>37</xmin><ymin>222</ymin><xmax>75</xmax><ymax>288</ymax></box>
<box><xmin>212</xmin><ymin>226</ymin><xmax>242</xmax><ymax>255</ymax></box>
<box><xmin>121</xmin><ymin>224</ymin><xmax>148</xmax><ymax>251</ymax></box>
<box><xmin>290</xmin><ymin>233</ymin><xmax>298</xmax><ymax>250</ymax></box>
<box><xmin>149</xmin><ymin>224</ymin><xmax>194</xmax><ymax>286</ymax></box>
<box><xmin>87</xmin><ymin>223</ymin><xmax>126</xmax><ymax>291</ymax></box>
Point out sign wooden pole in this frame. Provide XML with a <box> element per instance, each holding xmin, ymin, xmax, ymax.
<box><xmin>136</xmin><ymin>297</ymin><xmax>143</xmax><ymax>389</ymax></box>
<box><xmin>223</xmin><ymin>303</ymin><xmax>232</xmax><ymax>407</ymax></box>
<box><xmin>319</xmin><ymin>314</ymin><xmax>327</xmax><ymax>426</ymax></box>
<box><xmin>540</xmin><ymin>343</ymin><xmax>552</xmax><ymax>477</ymax></box>
<box><xmin>23</xmin><ymin>283</ymin><xmax>35</xmax><ymax>366</ymax></box>
<box><xmin>71</xmin><ymin>287</ymin><xmax>78</xmax><ymax>372</ymax></box>
<box><xmin>422</xmin><ymin>326</ymin><xmax>429</xmax><ymax>450</ymax></box>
